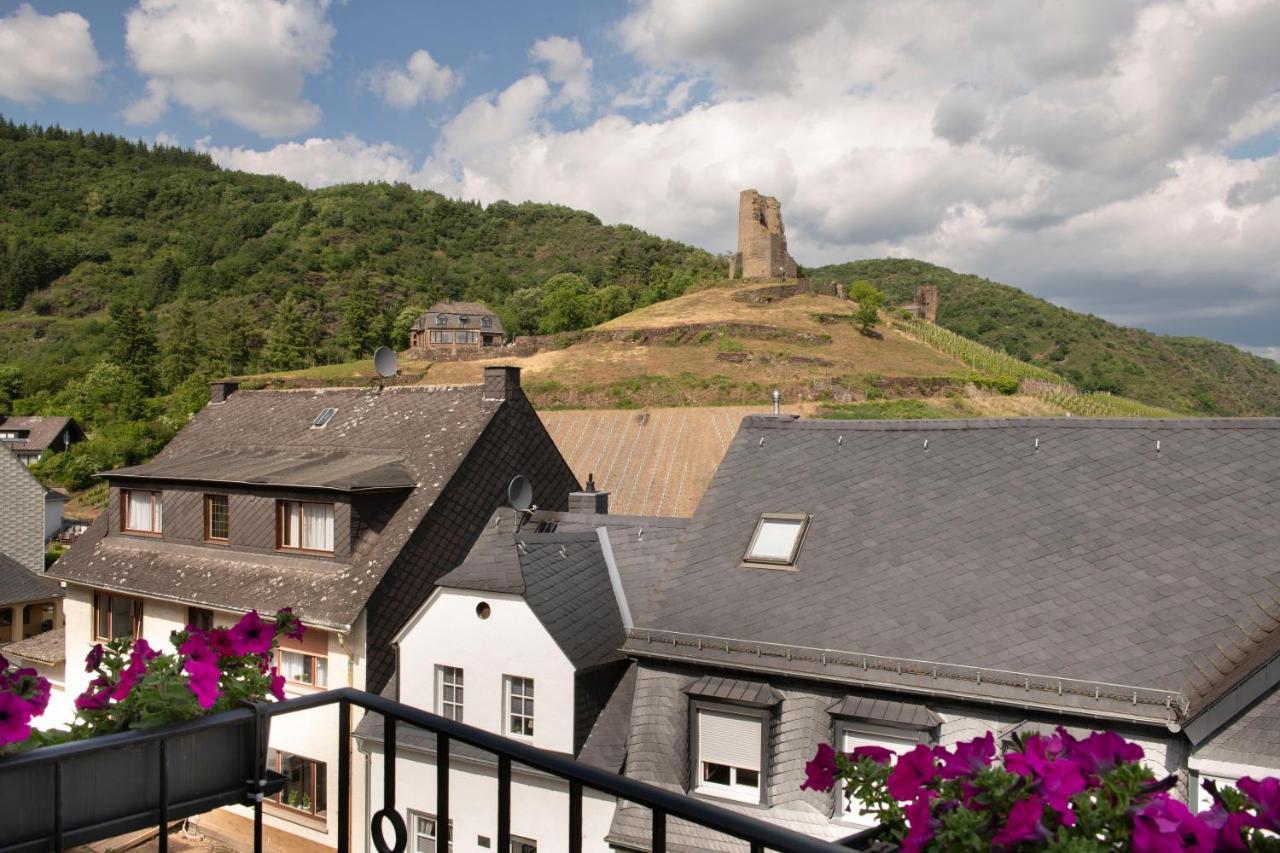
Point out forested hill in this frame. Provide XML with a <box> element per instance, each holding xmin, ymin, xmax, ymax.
<box><xmin>811</xmin><ymin>259</ymin><xmax>1280</xmax><ymax>416</ymax></box>
<box><xmin>0</xmin><ymin>117</ymin><xmax>721</xmax><ymax>399</ymax></box>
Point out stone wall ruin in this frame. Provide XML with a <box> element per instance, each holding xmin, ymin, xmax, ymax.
<box><xmin>731</xmin><ymin>189</ymin><xmax>798</xmax><ymax>281</ymax></box>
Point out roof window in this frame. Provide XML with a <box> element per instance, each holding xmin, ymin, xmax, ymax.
<box><xmin>311</xmin><ymin>407</ymin><xmax>338</xmax><ymax>429</ymax></box>
<box><xmin>742</xmin><ymin>513</ymin><xmax>810</xmax><ymax>568</ymax></box>
<box><xmin>459</xmin><ymin>315</ymin><xmax>470</xmax><ymax>325</ymax></box>
<box><xmin>436</xmin><ymin>315</ymin><xmax>448</xmax><ymax>326</ymax></box>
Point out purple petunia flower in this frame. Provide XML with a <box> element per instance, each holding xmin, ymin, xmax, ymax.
<box><xmin>1005</xmin><ymin>734</ymin><xmax>1085</xmax><ymax>826</ymax></box>
<box><xmin>74</xmin><ymin>675</ymin><xmax>114</xmax><ymax>711</ymax></box>
<box><xmin>902</xmin><ymin>794</ymin><xmax>936</xmax><ymax>853</ymax></box>
<box><xmin>111</xmin><ymin>638</ymin><xmax>158</xmax><ymax>701</ymax></box>
<box><xmin>227</xmin><ymin>611</ymin><xmax>273</xmax><ymax>657</ymax></box>
<box><xmin>888</xmin><ymin>744</ymin><xmax>939</xmax><ymax>802</ymax></box>
<box><xmin>277</xmin><ymin>607</ymin><xmax>306</xmax><ymax>641</ymax></box>
<box><xmin>801</xmin><ymin>743</ymin><xmax>839</xmax><ymax>792</ymax></box>
<box><xmin>84</xmin><ymin>643</ymin><xmax>104</xmax><ymax>673</ymax></box>
<box><xmin>1059</xmin><ymin>728</ymin><xmax>1144</xmax><ymax>779</ymax></box>
<box><xmin>937</xmin><ymin>732</ymin><xmax>995</xmax><ymax>780</ymax></box>
<box><xmin>851</xmin><ymin>744</ymin><xmax>894</xmax><ymax>765</ymax></box>
<box><xmin>185</xmin><ymin>659</ymin><xmax>222</xmax><ymax>709</ymax></box>
<box><xmin>0</xmin><ymin>691</ymin><xmax>34</xmax><ymax>746</ymax></box>
<box><xmin>1237</xmin><ymin>776</ymin><xmax>1280</xmax><ymax>833</ymax></box>
<box><xmin>268</xmin><ymin>666</ymin><xmax>286</xmax><ymax>702</ymax></box>
<box><xmin>1131</xmin><ymin>794</ymin><xmax>1216</xmax><ymax>853</ymax></box>
<box><xmin>993</xmin><ymin>795</ymin><xmax>1050</xmax><ymax>848</ymax></box>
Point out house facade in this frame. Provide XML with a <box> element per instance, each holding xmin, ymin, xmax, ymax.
<box><xmin>0</xmin><ymin>415</ymin><xmax>82</xmax><ymax>467</ymax></box>
<box><xmin>50</xmin><ymin>367</ymin><xmax>578</xmax><ymax>849</ymax></box>
<box><xmin>598</xmin><ymin>415</ymin><xmax>1280</xmax><ymax>849</ymax></box>
<box><xmin>357</xmin><ymin>485</ymin><xmax>687</xmax><ymax>852</ymax></box>
<box><xmin>410</xmin><ymin>301</ymin><xmax>504</xmax><ymax>352</ymax></box>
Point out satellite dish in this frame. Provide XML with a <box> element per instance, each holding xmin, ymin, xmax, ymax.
<box><xmin>507</xmin><ymin>475</ymin><xmax>533</xmax><ymax>511</ymax></box>
<box><xmin>373</xmin><ymin>346</ymin><xmax>399</xmax><ymax>378</ymax></box>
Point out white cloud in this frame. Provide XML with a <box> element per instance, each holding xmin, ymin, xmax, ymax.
<box><xmin>366</xmin><ymin>49</ymin><xmax>458</xmax><ymax>109</ymax></box>
<box><xmin>0</xmin><ymin>4</ymin><xmax>102</xmax><ymax>104</ymax></box>
<box><xmin>1242</xmin><ymin>346</ymin><xmax>1280</xmax><ymax>363</ymax></box>
<box><xmin>202</xmin><ymin>136</ymin><xmax>416</xmax><ymax>186</ymax></box>
<box><xmin>124</xmin><ymin>0</ymin><xmax>334</xmax><ymax>137</ymax></box>
<box><xmin>529</xmin><ymin>36</ymin><xmax>593</xmax><ymax>112</ymax></box>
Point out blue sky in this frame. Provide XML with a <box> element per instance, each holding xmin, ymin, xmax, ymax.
<box><xmin>2</xmin><ymin>0</ymin><xmax>1279</xmax><ymax>357</ymax></box>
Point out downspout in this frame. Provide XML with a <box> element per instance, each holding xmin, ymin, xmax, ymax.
<box><xmin>363</xmin><ymin>750</ymin><xmax>373</xmax><ymax>853</ymax></box>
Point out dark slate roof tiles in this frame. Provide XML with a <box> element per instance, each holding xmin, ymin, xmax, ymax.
<box><xmin>0</xmin><ymin>552</ymin><xmax>60</xmax><ymax>608</ymax></box>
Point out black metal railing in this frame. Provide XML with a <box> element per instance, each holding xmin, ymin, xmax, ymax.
<box><xmin>2</xmin><ymin>687</ymin><xmax>852</xmax><ymax>852</ymax></box>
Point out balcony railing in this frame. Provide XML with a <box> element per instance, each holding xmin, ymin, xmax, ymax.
<box><xmin>9</xmin><ymin>687</ymin><xmax>852</xmax><ymax>853</ymax></box>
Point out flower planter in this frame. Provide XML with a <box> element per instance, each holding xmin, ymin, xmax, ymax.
<box><xmin>0</xmin><ymin>706</ymin><xmax>281</xmax><ymax>853</ymax></box>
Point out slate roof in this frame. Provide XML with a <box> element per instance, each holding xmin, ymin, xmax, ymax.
<box><xmin>0</xmin><ymin>416</ymin><xmax>78</xmax><ymax>455</ymax></box>
<box><xmin>827</xmin><ymin>695</ymin><xmax>940</xmax><ymax>730</ymax></box>
<box><xmin>3</xmin><ymin>626</ymin><xmax>65</xmax><ymax>665</ymax></box>
<box><xmin>414</xmin><ymin>301</ymin><xmax>504</xmax><ymax>334</ymax></box>
<box><xmin>627</xmin><ymin>416</ymin><xmax>1280</xmax><ymax>723</ymax></box>
<box><xmin>578</xmin><ymin>663</ymin><xmax>637</xmax><ymax>772</ymax></box>
<box><xmin>107</xmin><ymin>448</ymin><xmax>415</xmax><ymax>493</ymax></box>
<box><xmin>0</xmin><ymin>552</ymin><xmax>60</xmax><ymax>608</ymax></box>
<box><xmin>1196</xmin><ymin>686</ymin><xmax>1280</xmax><ymax>766</ymax></box>
<box><xmin>51</xmin><ymin>385</ymin><xmax>504</xmax><ymax>630</ymax></box>
<box><xmin>686</xmin><ymin>674</ymin><xmax>782</xmax><ymax>708</ymax></box>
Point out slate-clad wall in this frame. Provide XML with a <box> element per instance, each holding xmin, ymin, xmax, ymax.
<box><xmin>0</xmin><ymin>448</ymin><xmax>47</xmax><ymax>572</ymax></box>
<box><xmin>575</xmin><ymin>660</ymin><xmax>630</xmax><ymax>754</ymax></box>
<box><xmin>363</xmin><ymin>392</ymin><xmax>580</xmax><ymax>692</ymax></box>
<box><xmin>105</xmin><ymin>484</ymin><xmax>354</xmax><ymax>560</ymax></box>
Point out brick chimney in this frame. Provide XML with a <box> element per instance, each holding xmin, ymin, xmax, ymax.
<box><xmin>209</xmin><ymin>380</ymin><xmax>239</xmax><ymax>404</ymax></box>
<box><xmin>568</xmin><ymin>473</ymin><xmax>609</xmax><ymax>515</ymax></box>
<box><xmin>482</xmin><ymin>366</ymin><xmax>522</xmax><ymax>402</ymax></box>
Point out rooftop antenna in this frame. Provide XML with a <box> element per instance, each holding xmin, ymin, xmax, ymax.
<box><xmin>508</xmin><ymin>475</ymin><xmax>535</xmax><ymax>531</ymax></box>
<box><xmin>373</xmin><ymin>346</ymin><xmax>398</xmax><ymax>390</ymax></box>
<box><xmin>586</xmin><ymin>472</ymin><xmax>596</xmax><ymax>491</ymax></box>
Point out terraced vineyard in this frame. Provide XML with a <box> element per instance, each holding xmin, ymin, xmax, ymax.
<box><xmin>539</xmin><ymin>406</ymin><xmax>778</xmax><ymax>516</ymax></box>
<box><xmin>898</xmin><ymin>317</ymin><xmax>1061</xmax><ymax>382</ymax></box>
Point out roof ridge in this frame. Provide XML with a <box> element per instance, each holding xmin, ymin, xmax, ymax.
<box><xmin>742</xmin><ymin>416</ymin><xmax>1280</xmax><ymax>430</ymax></box>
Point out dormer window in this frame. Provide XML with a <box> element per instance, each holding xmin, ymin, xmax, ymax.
<box><xmin>312</xmin><ymin>407</ymin><xmax>337</xmax><ymax>429</ymax></box>
<box><xmin>742</xmin><ymin>513</ymin><xmax>810</xmax><ymax>568</ymax></box>
<box><xmin>481</xmin><ymin>316</ymin><xmax>492</xmax><ymax>329</ymax></box>
<box><xmin>436</xmin><ymin>315</ymin><xmax>447</xmax><ymax>326</ymax></box>
<box><xmin>277</xmin><ymin>500</ymin><xmax>335</xmax><ymax>553</ymax></box>
<box><xmin>122</xmin><ymin>489</ymin><xmax>163</xmax><ymax>535</ymax></box>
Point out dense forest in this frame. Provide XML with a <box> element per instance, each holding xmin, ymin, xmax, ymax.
<box><xmin>812</xmin><ymin>258</ymin><xmax>1280</xmax><ymax>416</ymax></box>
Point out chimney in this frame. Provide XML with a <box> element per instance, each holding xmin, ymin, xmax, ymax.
<box><xmin>209</xmin><ymin>380</ymin><xmax>239</xmax><ymax>404</ymax></box>
<box><xmin>483</xmin><ymin>366</ymin><xmax>522</xmax><ymax>402</ymax></box>
<box><xmin>568</xmin><ymin>472</ymin><xmax>609</xmax><ymax>515</ymax></box>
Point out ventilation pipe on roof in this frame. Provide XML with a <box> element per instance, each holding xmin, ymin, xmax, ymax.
<box><xmin>568</xmin><ymin>472</ymin><xmax>609</xmax><ymax>515</ymax></box>
<box><xmin>483</xmin><ymin>366</ymin><xmax>522</xmax><ymax>401</ymax></box>
<box><xmin>772</xmin><ymin>389</ymin><xmax>781</xmax><ymax>415</ymax></box>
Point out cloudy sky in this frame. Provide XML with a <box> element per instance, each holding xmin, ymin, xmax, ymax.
<box><xmin>2</xmin><ymin>0</ymin><xmax>1279</xmax><ymax>357</ymax></box>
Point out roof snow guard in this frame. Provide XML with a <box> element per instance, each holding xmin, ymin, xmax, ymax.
<box><xmin>625</xmin><ymin>628</ymin><xmax>1189</xmax><ymax>729</ymax></box>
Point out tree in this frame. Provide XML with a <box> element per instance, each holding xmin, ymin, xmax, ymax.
<box><xmin>150</xmin><ymin>256</ymin><xmax>181</xmax><ymax>304</ymax></box>
<box><xmin>850</xmin><ymin>281</ymin><xmax>885</xmax><ymax>336</ymax></box>
<box><xmin>390</xmin><ymin>305</ymin><xmax>426</xmax><ymax>350</ymax></box>
<box><xmin>108</xmin><ymin>300</ymin><xmax>160</xmax><ymax>393</ymax></box>
<box><xmin>591</xmin><ymin>285</ymin><xmax>632</xmax><ymax>324</ymax></box>
<box><xmin>262</xmin><ymin>296</ymin><xmax>311</xmax><ymax>371</ymax></box>
<box><xmin>160</xmin><ymin>300</ymin><xmax>203</xmax><ymax>391</ymax></box>
<box><xmin>500</xmin><ymin>288</ymin><xmax>543</xmax><ymax>337</ymax></box>
<box><xmin>339</xmin><ymin>272</ymin><xmax>387</xmax><ymax>357</ymax></box>
<box><xmin>538</xmin><ymin>273</ymin><xmax>593</xmax><ymax>334</ymax></box>
<box><xmin>203</xmin><ymin>301</ymin><xmax>259</xmax><ymax>376</ymax></box>
<box><xmin>60</xmin><ymin>360</ymin><xmax>147</xmax><ymax>425</ymax></box>
<box><xmin>0</xmin><ymin>365</ymin><xmax>20</xmax><ymax>414</ymax></box>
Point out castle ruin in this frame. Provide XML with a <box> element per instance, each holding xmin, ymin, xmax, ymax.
<box><xmin>729</xmin><ymin>189</ymin><xmax>798</xmax><ymax>281</ymax></box>
<box><xmin>913</xmin><ymin>285</ymin><xmax>939</xmax><ymax>323</ymax></box>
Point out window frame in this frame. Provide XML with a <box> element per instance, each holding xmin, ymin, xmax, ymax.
<box><xmin>407</xmin><ymin>809</ymin><xmax>454</xmax><ymax>852</ymax></box>
<box><xmin>435</xmin><ymin>314</ymin><xmax>447</xmax><ymax>326</ymax></box>
<box><xmin>509</xmin><ymin>836</ymin><xmax>537</xmax><ymax>853</ymax></box>
<box><xmin>187</xmin><ymin>606</ymin><xmax>215</xmax><ymax>632</ymax></box>
<box><xmin>311</xmin><ymin>407</ymin><xmax>338</xmax><ymax>429</ymax></box>
<box><xmin>203</xmin><ymin>493</ymin><xmax>230</xmax><ymax>543</ymax></box>
<box><xmin>93</xmin><ymin>591</ymin><xmax>142</xmax><ymax>641</ymax></box>
<box><xmin>481</xmin><ymin>316</ymin><xmax>493</xmax><ymax>329</ymax></box>
<box><xmin>120</xmin><ymin>488</ymin><xmax>163</xmax><ymax>536</ymax></box>
<box><xmin>266</xmin><ymin>748</ymin><xmax>328</xmax><ymax>823</ymax></box>
<box><xmin>436</xmin><ymin>665</ymin><xmax>463</xmax><ymax>721</ymax></box>
<box><xmin>503</xmin><ymin>675</ymin><xmax>535</xmax><ymax>739</ymax></box>
<box><xmin>276</xmin><ymin>648</ymin><xmax>329</xmax><ymax>688</ymax></box>
<box><xmin>275</xmin><ymin>499</ymin><xmax>336</xmax><ymax>555</ymax></box>
<box><xmin>740</xmin><ymin>512</ymin><xmax>811</xmax><ymax>570</ymax></box>
<box><xmin>833</xmin><ymin>721</ymin><xmax>929</xmax><ymax>824</ymax></box>
<box><xmin>689</xmin><ymin>699</ymin><xmax>770</xmax><ymax>806</ymax></box>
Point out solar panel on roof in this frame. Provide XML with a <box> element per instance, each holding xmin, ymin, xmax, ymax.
<box><xmin>312</xmin><ymin>407</ymin><xmax>337</xmax><ymax>428</ymax></box>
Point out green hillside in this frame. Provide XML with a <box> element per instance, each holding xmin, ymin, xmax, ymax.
<box><xmin>810</xmin><ymin>258</ymin><xmax>1280</xmax><ymax>416</ymax></box>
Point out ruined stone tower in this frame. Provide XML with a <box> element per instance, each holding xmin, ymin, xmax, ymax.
<box><xmin>731</xmin><ymin>189</ymin><xmax>798</xmax><ymax>281</ymax></box>
<box><xmin>913</xmin><ymin>285</ymin><xmax>939</xmax><ymax>323</ymax></box>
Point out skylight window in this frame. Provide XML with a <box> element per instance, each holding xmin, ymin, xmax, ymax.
<box><xmin>742</xmin><ymin>513</ymin><xmax>810</xmax><ymax>568</ymax></box>
<box><xmin>311</xmin><ymin>407</ymin><xmax>337</xmax><ymax>429</ymax></box>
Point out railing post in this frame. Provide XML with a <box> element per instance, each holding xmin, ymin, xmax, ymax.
<box><xmin>53</xmin><ymin>760</ymin><xmax>64</xmax><ymax>853</ymax></box>
<box><xmin>497</xmin><ymin>754</ymin><xmax>511</xmax><ymax>852</ymax></box>
<box><xmin>437</xmin><ymin>734</ymin><xmax>450</xmax><ymax>851</ymax></box>
<box><xmin>652</xmin><ymin>807</ymin><xmax>667</xmax><ymax>853</ymax></box>
<box><xmin>338</xmin><ymin>697</ymin><xmax>351</xmax><ymax>853</ymax></box>
<box><xmin>568</xmin><ymin>779</ymin><xmax>582</xmax><ymax>853</ymax></box>
<box><xmin>158</xmin><ymin>738</ymin><xmax>169</xmax><ymax>853</ymax></box>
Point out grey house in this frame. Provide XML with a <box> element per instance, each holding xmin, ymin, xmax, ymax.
<box><xmin>602</xmin><ymin>416</ymin><xmax>1280</xmax><ymax>849</ymax></box>
<box><xmin>0</xmin><ymin>415</ymin><xmax>83</xmax><ymax>467</ymax></box>
<box><xmin>410</xmin><ymin>301</ymin><xmax>504</xmax><ymax>351</ymax></box>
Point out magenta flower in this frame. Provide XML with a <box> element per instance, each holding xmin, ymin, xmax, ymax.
<box><xmin>1131</xmin><ymin>795</ymin><xmax>1216</xmax><ymax>853</ymax></box>
<box><xmin>802</xmin><ymin>743</ymin><xmax>839</xmax><ymax>792</ymax></box>
<box><xmin>1237</xmin><ymin>776</ymin><xmax>1280</xmax><ymax>832</ymax></box>
<box><xmin>228</xmin><ymin>610</ymin><xmax>273</xmax><ymax>656</ymax></box>
<box><xmin>0</xmin><ymin>691</ymin><xmax>34</xmax><ymax>746</ymax></box>
<box><xmin>12</xmin><ymin>669</ymin><xmax>52</xmax><ymax>716</ymax></box>
<box><xmin>901</xmin><ymin>795</ymin><xmax>936</xmax><ymax>853</ymax></box>
<box><xmin>185</xmin><ymin>659</ymin><xmax>222</xmax><ymax>709</ymax></box>
<box><xmin>111</xmin><ymin>638</ymin><xmax>158</xmax><ymax>701</ymax></box>
<box><xmin>84</xmin><ymin>643</ymin><xmax>104</xmax><ymax>673</ymax></box>
<box><xmin>269</xmin><ymin>666</ymin><xmax>286</xmax><ymax>702</ymax></box>
<box><xmin>888</xmin><ymin>744</ymin><xmax>939</xmax><ymax>802</ymax></box>
<box><xmin>1059</xmin><ymin>728</ymin><xmax>1144</xmax><ymax>778</ymax></box>
<box><xmin>179</xmin><ymin>632</ymin><xmax>217</xmax><ymax>666</ymax></box>
<box><xmin>208</xmin><ymin>627</ymin><xmax>235</xmax><ymax>658</ymax></box>
<box><xmin>851</xmin><ymin>744</ymin><xmax>894</xmax><ymax>765</ymax></box>
<box><xmin>992</xmin><ymin>795</ymin><xmax>1049</xmax><ymax>848</ymax></box>
<box><xmin>1197</xmin><ymin>802</ymin><xmax>1253</xmax><ymax>852</ymax></box>
<box><xmin>937</xmin><ymin>732</ymin><xmax>995</xmax><ymax>780</ymax></box>
<box><xmin>277</xmin><ymin>607</ymin><xmax>306</xmax><ymax>641</ymax></box>
<box><xmin>1005</xmin><ymin>734</ymin><xmax>1085</xmax><ymax>826</ymax></box>
<box><xmin>75</xmin><ymin>676</ymin><xmax>114</xmax><ymax>711</ymax></box>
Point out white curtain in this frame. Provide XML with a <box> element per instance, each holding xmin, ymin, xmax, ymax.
<box><xmin>282</xmin><ymin>502</ymin><xmax>302</xmax><ymax>548</ymax></box>
<box><xmin>127</xmin><ymin>491</ymin><xmax>155</xmax><ymax>531</ymax></box>
<box><xmin>303</xmin><ymin>503</ymin><xmax>334</xmax><ymax>551</ymax></box>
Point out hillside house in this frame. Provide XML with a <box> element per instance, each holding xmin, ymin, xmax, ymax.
<box><xmin>0</xmin><ymin>415</ymin><xmax>83</xmax><ymax>467</ymax></box>
<box><xmin>411</xmin><ymin>301</ymin><xmax>504</xmax><ymax>352</ymax></box>
<box><xmin>50</xmin><ymin>367</ymin><xmax>578</xmax><ymax>850</ymax></box>
<box><xmin>597</xmin><ymin>416</ymin><xmax>1280</xmax><ymax>849</ymax></box>
<box><xmin>356</xmin><ymin>479</ymin><xmax>687</xmax><ymax>852</ymax></box>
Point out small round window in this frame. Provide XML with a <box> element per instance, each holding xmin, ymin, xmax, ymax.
<box><xmin>476</xmin><ymin>602</ymin><xmax>491</xmax><ymax>620</ymax></box>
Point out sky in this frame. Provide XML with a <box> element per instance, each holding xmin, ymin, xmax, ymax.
<box><xmin>2</xmin><ymin>0</ymin><xmax>1279</xmax><ymax>358</ymax></box>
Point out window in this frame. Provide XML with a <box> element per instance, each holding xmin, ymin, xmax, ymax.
<box><xmin>481</xmin><ymin>317</ymin><xmax>493</xmax><ymax>329</ymax></box>
<box><xmin>204</xmin><ymin>494</ymin><xmax>229</xmax><ymax>541</ymax></box>
<box><xmin>510</xmin><ymin>837</ymin><xmax>537</xmax><ymax>853</ymax></box>
<box><xmin>429</xmin><ymin>330</ymin><xmax>453</xmax><ymax>344</ymax></box>
<box><xmin>504</xmin><ymin>676</ymin><xmax>534</xmax><ymax>737</ymax></box>
<box><xmin>457</xmin><ymin>331</ymin><xmax>479</xmax><ymax>344</ymax></box>
<box><xmin>838</xmin><ymin>725</ymin><xmax>921</xmax><ymax>824</ymax></box>
<box><xmin>94</xmin><ymin>592</ymin><xmax>141</xmax><ymax>641</ymax></box>
<box><xmin>122</xmin><ymin>489</ymin><xmax>162</xmax><ymax>534</ymax></box>
<box><xmin>437</xmin><ymin>665</ymin><xmax>463</xmax><ymax>721</ymax></box>
<box><xmin>435</xmin><ymin>314</ymin><xmax>447</xmax><ymax>326</ymax></box>
<box><xmin>278</xmin><ymin>649</ymin><xmax>329</xmax><ymax>687</ymax></box>
<box><xmin>459</xmin><ymin>315</ymin><xmax>470</xmax><ymax>325</ymax></box>
<box><xmin>408</xmin><ymin>811</ymin><xmax>454</xmax><ymax>852</ymax></box>
<box><xmin>0</xmin><ymin>608</ymin><xmax>11</xmax><ymax>628</ymax></box>
<box><xmin>277</xmin><ymin>501</ymin><xmax>335</xmax><ymax>553</ymax></box>
<box><xmin>312</xmin><ymin>407</ymin><xmax>337</xmax><ymax>429</ymax></box>
<box><xmin>742</xmin><ymin>513</ymin><xmax>810</xmax><ymax>567</ymax></box>
<box><xmin>268</xmin><ymin>749</ymin><xmax>327</xmax><ymax>821</ymax></box>
<box><xmin>694</xmin><ymin>707</ymin><xmax>765</xmax><ymax>804</ymax></box>
<box><xmin>188</xmin><ymin>606</ymin><xmax>214</xmax><ymax>632</ymax></box>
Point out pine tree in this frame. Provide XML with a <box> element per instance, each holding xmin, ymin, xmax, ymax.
<box><xmin>160</xmin><ymin>300</ymin><xmax>202</xmax><ymax>390</ymax></box>
<box><xmin>263</xmin><ymin>296</ymin><xmax>311</xmax><ymax>371</ymax></box>
<box><xmin>339</xmin><ymin>271</ymin><xmax>387</xmax><ymax>357</ymax></box>
<box><xmin>108</xmin><ymin>299</ymin><xmax>160</xmax><ymax>393</ymax></box>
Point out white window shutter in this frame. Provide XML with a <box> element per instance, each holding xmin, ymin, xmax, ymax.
<box><xmin>698</xmin><ymin>710</ymin><xmax>762</xmax><ymax>771</ymax></box>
